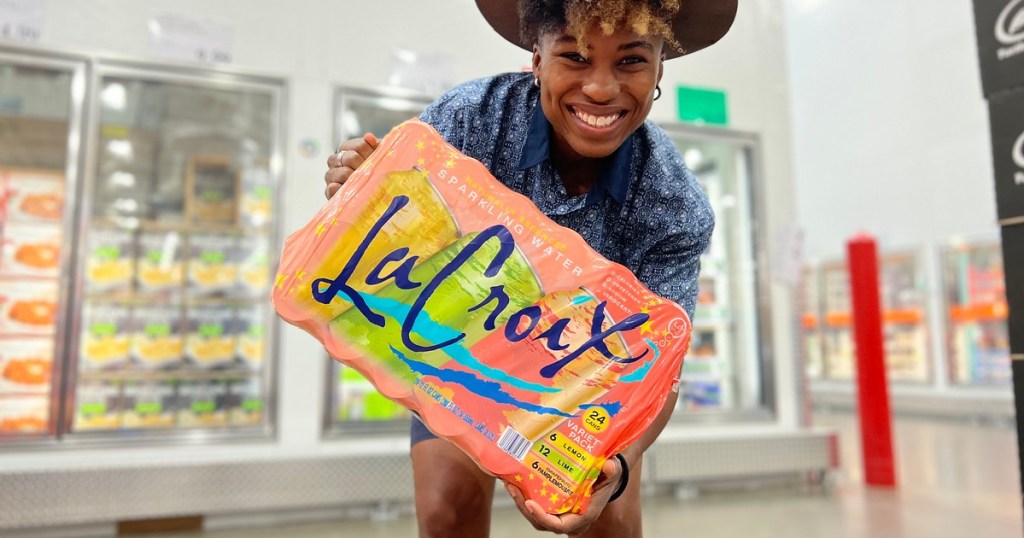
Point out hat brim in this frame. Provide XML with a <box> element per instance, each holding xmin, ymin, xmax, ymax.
<box><xmin>475</xmin><ymin>0</ymin><xmax>737</xmax><ymax>59</ymax></box>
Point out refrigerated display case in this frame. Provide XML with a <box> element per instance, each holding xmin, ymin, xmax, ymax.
<box><xmin>324</xmin><ymin>86</ymin><xmax>432</xmax><ymax>435</ymax></box>
<box><xmin>0</xmin><ymin>49</ymin><xmax>86</xmax><ymax>442</ymax></box>
<box><xmin>661</xmin><ymin>125</ymin><xmax>773</xmax><ymax>417</ymax></box>
<box><xmin>802</xmin><ymin>266</ymin><xmax>824</xmax><ymax>380</ymax></box>
<box><xmin>940</xmin><ymin>238</ymin><xmax>1010</xmax><ymax>385</ymax></box>
<box><xmin>820</xmin><ymin>260</ymin><xmax>855</xmax><ymax>380</ymax></box>
<box><xmin>816</xmin><ymin>251</ymin><xmax>931</xmax><ymax>382</ymax></box>
<box><xmin>880</xmin><ymin>251</ymin><xmax>930</xmax><ymax>382</ymax></box>
<box><xmin>64</xmin><ymin>60</ymin><xmax>285</xmax><ymax>441</ymax></box>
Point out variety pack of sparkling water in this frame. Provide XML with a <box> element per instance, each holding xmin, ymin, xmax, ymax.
<box><xmin>274</xmin><ymin>120</ymin><xmax>692</xmax><ymax>514</ymax></box>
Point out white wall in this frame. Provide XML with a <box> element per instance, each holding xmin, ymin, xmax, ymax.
<box><xmin>783</xmin><ymin>0</ymin><xmax>997</xmax><ymax>259</ymax></box>
<box><xmin>3</xmin><ymin>0</ymin><xmax>800</xmax><ymax>471</ymax></box>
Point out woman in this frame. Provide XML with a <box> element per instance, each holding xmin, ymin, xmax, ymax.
<box><xmin>325</xmin><ymin>1</ymin><xmax>736</xmax><ymax>536</ymax></box>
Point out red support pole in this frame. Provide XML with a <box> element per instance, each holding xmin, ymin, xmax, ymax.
<box><xmin>846</xmin><ymin>234</ymin><xmax>897</xmax><ymax>488</ymax></box>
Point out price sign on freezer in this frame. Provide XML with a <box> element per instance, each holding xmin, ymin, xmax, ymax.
<box><xmin>0</xmin><ymin>0</ymin><xmax>43</xmax><ymax>43</ymax></box>
<box><xmin>148</xmin><ymin>11</ymin><xmax>233</xmax><ymax>64</ymax></box>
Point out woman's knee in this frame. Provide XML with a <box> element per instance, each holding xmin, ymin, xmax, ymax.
<box><xmin>415</xmin><ymin>478</ymin><xmax>494</xmax><ymax>537</ymax></box>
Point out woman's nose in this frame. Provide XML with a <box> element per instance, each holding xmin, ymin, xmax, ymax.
<box><xmin>581</xmin><ymin>69</ymin><xmax>621</xmax><ymax>102</ymax></box>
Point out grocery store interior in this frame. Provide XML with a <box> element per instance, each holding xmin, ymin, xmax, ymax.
<box><xmin>0</xmin><ymin>0</ymin><xmax>1022</xmax><ymax>537</ymax></box>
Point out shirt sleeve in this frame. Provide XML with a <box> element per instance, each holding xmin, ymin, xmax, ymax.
<box><xmin>634</xmin><ymin>209</ymin><xmax>714</xmax><ymax>320</ymax></box>
<box><xmin>419</xmin><ymin>88</ymin><xmax>473</xmax><ymax>150</ymax></box>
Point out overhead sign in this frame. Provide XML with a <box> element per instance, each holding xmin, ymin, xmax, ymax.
<box><xmin>973</xmin><ymin>0</ymin><xmax>1024</xmax><ymax>96</ymax></box>
<box><xmin>676</xmin><ymin>85</ymin><xmax>728</xmax><ymax>126</ymax></box>
<box><xmin>149</xmin><ymin>11</ymin><xmax>233</xmax><ymax>64</ymax></box>
<box><xmin>988</xmin><ymin>88</ymin><xmax>1024</xmax><ymax>221</ymax></box>
<box><xmin>0</xmin><ymin>0</ymin><xmax>43</xmax><ymax>43</ymax></box>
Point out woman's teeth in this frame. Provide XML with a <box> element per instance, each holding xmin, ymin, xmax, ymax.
<box><xmin>575</xmin><ymin>110</ymin><xmax>619</xmax><ymax>128</ymax></box>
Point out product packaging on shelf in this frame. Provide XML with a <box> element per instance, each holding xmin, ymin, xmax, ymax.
<box><xmin>0</xmin><ymin>222</ymin><xmax>61</xmax><ymax>277</ymax></box>
<box><xmin>273</xmin><ymin>120</ymin><xmax>692</xmax><ymax>515</ymax></box>
<box><xmin>2</xmin><ymin>171</ymin><xmax>64</xmax><ymax>222</ymax></box>
<box><xmin>85</xmin><ymin>228</ymin><xmax>136</xmax><ymax>292</ymax></box>
<box><xmin>236</xmin><ymin>235</ymin><xmax>270</xmax><ymax>296</ymax></box>
<box><xmin>227</xmin><ymin>377</ymin><xmax>263</xmax><ymax>426</ymax></box>
<box><xmin>234</xmin><ymin>304</ymin><xmax>265</xmax><ymax>370</ymax></box>
<box><xmin>185</xmin><ymin>305</ymin><xmax>236</xmax><ymax>369</ymax></box>
<box><xmin>79</xmin><ymin>303</ymin><xmax>132</xmax><ymax>370</ymax></box>
<box><xmin>0</xmin><ymin>280</ymin><xmax>59</xmax><ymax>335</ymax></box>
<box><xmin>0</xmin><ymin>338</ymin><xmax>53</xmax><ymax>394</ymax></box>
<box><xmin>73</xmin><ymin>380</ymin><xmax>122</xmax><ymax>431</ymax></box>
<box><xmin>0</xmin><ymin>396</ymin><xmax>49</xmax><ymax>434</ymax></box>
<box><xmin>130</xmin><ymin>304</ymin><xmax>184</xmax><ymax>370</ymax></box>
<box><xmin>187</xmin><ymin>233</ymin><xmax>238</xmax><ymax>296</ymax></box>
<box><xmin>177</xmin><ymin>380</ymin><xmax>228</xmax><ymax>427</ymax></box>
<box><xmin>136</xmin><ymin>231</ymin><xmax>184</xmax><ymax>293</ymax></box>
<box><xmin>121</xmin><ymin>381</ymin><xmax>176</xmax><ymax>428</ymax></box>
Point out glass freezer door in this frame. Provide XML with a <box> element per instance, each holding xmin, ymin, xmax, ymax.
<box><xmin>67</xmin><ymin>63</ymin><xmax>284</xmax><ymax>440</ymax></box>
<box><xmin>325</xmin><ymin>86</ymin><xmax>433</xmax><ymax>435</ymax></box>
<box><xmin>661</xmin><ymin>125</ymin><xmax>772</xmax><ymax>416</ymax></box>
<box><xmin>0</xmin><ymin>50</ymin><xmax>85</xmax><ymax>442</ymax></box>
<box><xmin>940</xmin><ymin>239</ymin><xmax>1010</xmax><ymax>386</ymax></box>
<box><xmin>818</xmin><ymin>251</ymin><xmax>931</xmax><ymax>383</ymax></box>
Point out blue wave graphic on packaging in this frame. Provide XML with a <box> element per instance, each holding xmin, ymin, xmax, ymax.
<box><xmin>620</xmin><ymin>339</ymin><xmax>660</xmax><ymax>383</ymax></box>
<box><xmin>391</xmin><ymin>346</ymin><xmax>573</xmax><ymax>417</ymax></box>
<box><xmin>578</xmin><ymin>401</ymin><xmax>623</xmax><ymax>417</ymax></box>
<box><xmin>344</xmin><ymin>292</ymin><xmax>560</xmax><ymax>394</ymax></box>
<box><xmin>572</xmin><ymin>294</ymin><xmax>594</xmax><ymax>305</ymax></box>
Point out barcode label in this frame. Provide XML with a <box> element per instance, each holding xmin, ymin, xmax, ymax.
<box><xmin>497</xmin><ymin>427</ymin><xmax>531</xmax><ymax>461</ymax></box>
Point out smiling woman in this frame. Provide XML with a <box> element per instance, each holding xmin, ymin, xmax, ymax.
<box><xmin>322</xmin><ymin>1</ymin><xmax>736</xmax><ymax>536</ymax></box>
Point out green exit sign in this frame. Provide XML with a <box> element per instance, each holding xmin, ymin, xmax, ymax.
<box><xmin>676</xmin><ymin>86</ymin><xmax>728</xmax><ymax>126</ymax></box>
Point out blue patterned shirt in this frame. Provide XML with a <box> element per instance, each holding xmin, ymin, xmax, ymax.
<box><xmin>419</xmin><ymin>73</ymin><xmax>714</xmax><ymax>318</ymax></box>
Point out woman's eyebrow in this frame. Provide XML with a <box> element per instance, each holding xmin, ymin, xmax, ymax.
<box><xmin>619</xmin><ymin>40</ymin><xmax>655</xmax><ymax>52</ymax></box>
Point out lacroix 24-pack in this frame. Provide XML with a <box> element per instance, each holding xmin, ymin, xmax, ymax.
<box><xmin>273</xmin><ymin>120</ymin><xmax>692</xmax><ymax>514</ymax></box>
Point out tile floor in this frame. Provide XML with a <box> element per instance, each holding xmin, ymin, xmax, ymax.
<box><xmin>157</xmin><ymin>413</ymin><xmax>1023</xmax><ymax>537</ymax></box>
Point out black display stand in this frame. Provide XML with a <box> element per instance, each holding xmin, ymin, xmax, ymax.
<box><xmin>973</xmin><ymin>0</ymin><xmax>1024</xmax><ymax>521</ymax></box>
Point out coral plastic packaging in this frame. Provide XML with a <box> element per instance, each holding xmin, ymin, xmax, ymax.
<box><xmin>273</xmin><ymin>120</ymin><xmax>691</xmax><ymax>514</ymax></box>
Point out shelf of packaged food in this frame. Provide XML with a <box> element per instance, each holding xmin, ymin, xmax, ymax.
<box><xmin>81</xmin><ymin>293</ymin><xmax>267</xmax><ymax>306</ymax></box>
<box><xmin>77</xmin><ymin>368</ymin><xmax>260</xmax><ymax>382</ymax></box>
<box><xmin>948</xmin><ymin>302</ymin><xmax>1008</xmax><ymax>323</ymax></box>
<box><xmin>89</xmin><ymin>218</ymin><xmax>271</xmax><ymax>236</ymax></box>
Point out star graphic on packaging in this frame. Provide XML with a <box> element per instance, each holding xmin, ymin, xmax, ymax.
<box><xmin>529</xmin><ymin>473</ymin><xmax>536</xmax><ymax>481</ymax></box>
<box><xmin>639</xmin><ymin>310</ymin><xmax>656</xmax><ymax>335</ymax></box>
<box><xmin>315</xmin><ymin>223</ymin><xmax>326</xmax><ymax>236</ymax></box>
<box><xmin>275</xmin><ymin>274</ymin><xmax>285</xmax><ymax>289</ymax></box>
<box><xmin>549</xmin><ymin>493</ymin><xmax>559</xmax><ymax>503</ymax></box>
<box><xmin>515</xmin><ymin>475</ymin><xmax>523</xmax><ymax>483</ymax></box>
<box><xmin>416</xmin><ymin>141</ymin><xmax>425</xmax><ymax>150</ymax></box>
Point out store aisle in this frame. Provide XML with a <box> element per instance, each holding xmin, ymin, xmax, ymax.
<box><xmin>156</xmin><ymin>414</ymin><xmax>1022</xmax><ymax>538</ymax></box>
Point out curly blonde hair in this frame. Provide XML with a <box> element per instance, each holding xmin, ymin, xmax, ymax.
<box><xmin>519</xmin><ymin>0</ymin><xmax>683</xmax><ymax>56</ymax></box>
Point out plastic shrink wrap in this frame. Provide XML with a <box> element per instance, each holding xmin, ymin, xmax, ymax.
<box><xmin>273</xmin><ymin>120</ymin><xmax>691</xmax><ymax>514</ymax></box>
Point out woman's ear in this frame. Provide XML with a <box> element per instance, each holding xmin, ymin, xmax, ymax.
<box><xmin>532</xmin><ymin>44</ymin><xmax>542</xmax><ymax>78</ymax></box>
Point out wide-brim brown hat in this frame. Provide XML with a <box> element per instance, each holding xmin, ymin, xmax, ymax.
<box><xmin>475</xmin><ymin>0</ymin><xmax>738</xmax><ymax>59</ymax></box>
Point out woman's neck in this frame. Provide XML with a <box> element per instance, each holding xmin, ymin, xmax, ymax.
<box><xmin>550</xmin><ymin>141</ymin><xmax>606</xmax><ymax>196</ymax></box>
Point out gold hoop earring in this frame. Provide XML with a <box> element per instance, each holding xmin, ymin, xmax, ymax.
<box><xmin>653</xmin><ymin>85</ymin><xmax>662</xmax><ymax>101</ymax></box>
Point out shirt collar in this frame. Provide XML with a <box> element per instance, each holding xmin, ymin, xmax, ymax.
<box><xmin>516</xmin><ymin>101</ymin><xmax>633</xmax><ymax>207</ymax></box>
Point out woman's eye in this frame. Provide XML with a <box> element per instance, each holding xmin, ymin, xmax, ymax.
<box><xmin>621</xmin><ymin>56</ymin><xmax>647</xmax><ymax>65</ymax></box>
<box><xmin>561</xmin><ymin>53</ymin><xmax>587</xmax><ymax>63</ymax></box>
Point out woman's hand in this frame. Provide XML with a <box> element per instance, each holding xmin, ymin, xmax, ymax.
<box><xmin>324</xmin><ymin>132</ymin><xmax>379</xmax><ymax>199</ymax></box>
<box><xmin>504</xmin><ymin>455</ymin><xmax>623</xmax><ymax>536</ymax></box>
